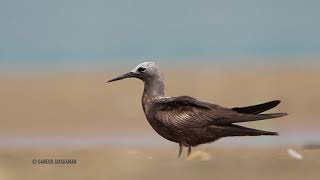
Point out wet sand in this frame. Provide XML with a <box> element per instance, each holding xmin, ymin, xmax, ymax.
<box><xmin>0</xmin><ymin>147</ymin><xmax>319</xmax><ymax>180</ymax></box>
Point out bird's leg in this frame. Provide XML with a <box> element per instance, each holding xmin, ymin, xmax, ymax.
<box><xmin>177</xmin><ymin>143</ymin><xmax>183</xmax><ymax>158</ymax></box>
<box><xmin>187</xmin><ymin>146</ymin><xmax>192</xmax><ymax>157</ymax></box>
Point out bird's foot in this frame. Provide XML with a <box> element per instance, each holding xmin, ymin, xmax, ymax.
<box><xmin>177</xmin><ymin>143</ymin><xmax>183</xmax><ymax>158</ymax></box>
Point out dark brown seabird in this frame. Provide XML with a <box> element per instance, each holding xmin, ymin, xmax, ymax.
<box><xmin>107</xmin><ymin>62</ymin><xmax>288</xmax><ymax>158</ymax></box>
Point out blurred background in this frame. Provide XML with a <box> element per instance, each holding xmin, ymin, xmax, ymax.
<box><xmin>0</xmin><ymin>0</ymin><xmax>319</xmax><ymax>179</ymax></box>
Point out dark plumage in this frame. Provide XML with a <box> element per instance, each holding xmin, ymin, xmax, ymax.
<box><xmin>107</xmin><ymin>62</ymin><xmax>288</xmax><ymax>158</ymax></box>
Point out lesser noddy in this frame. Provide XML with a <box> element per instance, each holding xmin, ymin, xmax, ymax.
<box><xmin>107</xmin><ymin>62</ymin><xmax>287</xmax><ymax>158</ymax></box>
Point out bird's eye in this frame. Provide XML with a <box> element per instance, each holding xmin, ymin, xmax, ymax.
<box><xmin>137</xmin><ymin>67</ymin><xmax>146</xmax><ymax>73</ymax></box>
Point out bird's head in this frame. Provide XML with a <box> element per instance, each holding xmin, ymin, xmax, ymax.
<box><xmin>107</xmin><ymin>62</ymin><xmax>161</xmax><ymax>83</ymax></box>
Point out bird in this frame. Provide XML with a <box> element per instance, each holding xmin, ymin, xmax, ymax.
<box><xmin>107</xmin><ymin>62</ymin><xmax>288</xmax><ymax>158</ymax></box>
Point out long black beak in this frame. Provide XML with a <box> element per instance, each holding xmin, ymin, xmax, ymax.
<box><xmin>106</xmin><ymin>72</ymin><xmax>136</xmax><ymax>83</ymax></box>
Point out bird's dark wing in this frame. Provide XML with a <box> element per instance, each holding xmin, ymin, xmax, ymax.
<box><xmin>151</xmin><ymin>96</ymin><xmax>287</xmax><ymax>129</ymax></box>
<box><xmin>151</xmin><ymin>96</ymin><xmax>216</xmax><ymax>129</ymax></box>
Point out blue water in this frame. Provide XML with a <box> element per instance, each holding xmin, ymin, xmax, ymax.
<box><xmin>1</xmin><ymin>0</ymin><xmax>320</xmax><ymax>72</ymax></box>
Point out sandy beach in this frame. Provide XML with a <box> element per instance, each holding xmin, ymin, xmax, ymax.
<box><xmin>0</xmin><ymin>65</ymin><xmax>319</xmax><ymax>179</ymax></box>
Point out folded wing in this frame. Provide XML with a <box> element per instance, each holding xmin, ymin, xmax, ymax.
<box><xmin>151</xmin><ymin>96</ymin><xmax>287</xmax><ymax>130</ymax></box>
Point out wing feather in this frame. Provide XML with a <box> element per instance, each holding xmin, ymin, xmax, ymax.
<box><xmin>152</xmin><ymin>96</ymin><xmax>224</xmax><ymax>129</ymax></box>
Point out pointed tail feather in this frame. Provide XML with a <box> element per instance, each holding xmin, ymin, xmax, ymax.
<box><xmin>254</xmin><ymin>113</ymin><xmax>288</xmax><ymax>120</ymax></box>
<box><xmin>232</xmin><ymin>100</ymin><xmax>281</xmax><ymax>114</ymax></box>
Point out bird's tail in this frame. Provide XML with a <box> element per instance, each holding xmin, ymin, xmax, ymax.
<box><xmin>217</xmin><ymin>100</ymin><xmax>288</xmax><ymax>124</ymax></box>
